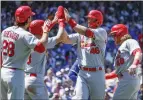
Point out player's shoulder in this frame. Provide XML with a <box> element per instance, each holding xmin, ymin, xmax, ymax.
<box><xmin>2</xmin><ymin>26</ymin><xmax>13</xmax><ymax>33</ymax></box>
<box><xmin>69</xmin><ymin>33</ymin><xmax>80</xmax><ymax>37</ymax></box>
<box><xmin>122</xmin><ymin>39</ymin><xmax>139</xmax><ymax>47</ymax></box>
<box><xmin>92</xmin><ymin>27</ymin><xmax>107</xmax><ymax>35</ymax></box>
<box><xmin>20</xmin><ymin>29</ymin><xmax>34</xmax><ymax>38</ymax></box>
<box><xmin>125</xmin><ymin>38</ymin><xmax>138</xmax><ymax>43</ymax></box>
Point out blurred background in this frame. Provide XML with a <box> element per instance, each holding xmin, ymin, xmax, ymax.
<box><xmin>1</xmin><ymin>1</ymin><xmax>143</xmax><ymax>100</ymax></box>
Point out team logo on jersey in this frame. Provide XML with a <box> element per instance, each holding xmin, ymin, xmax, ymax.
<box><xmin>116</xmin><ymin>51</ymin><xmax>125</xmax><ymax>66</ymax></box>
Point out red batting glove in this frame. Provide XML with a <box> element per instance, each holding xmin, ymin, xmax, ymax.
<box><xmin>56</xmin><ymin>6</ymin><xmax>66</xmax><ymax>28</ymax></box>
<box><xmin>43</xmin><ymin>19</ymin><xmax>56</xmax><ymax>33</ymax></box>
<box><xmin>57</xmin><ymin>6</ymin><xmax>65</xmax><ymax>20</ymax></box>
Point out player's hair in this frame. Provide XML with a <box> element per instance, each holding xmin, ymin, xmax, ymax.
<box><xmin>14</xmin><ymin>17</ymin><xmax>30</xmax><ymax>26</ymax></box>
<box><xmin>121</xmin><ymin>34</ymin><xmax>132</xmax><ymax>41</ymax></box>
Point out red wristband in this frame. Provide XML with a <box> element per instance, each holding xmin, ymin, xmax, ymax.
<box><xmin>58</xmin><ymin>19</ymin><xmax>65</xmax><ymax>28</ymax></box>
<box><xmin>50</xmin><ymin>21</ymin><xmax>56</xmax><ymax>29</ymax></box>
<box><xmin>68</xmin><ymin>18</ymin><xmax>77</xmax><ymax>28</ymax></box>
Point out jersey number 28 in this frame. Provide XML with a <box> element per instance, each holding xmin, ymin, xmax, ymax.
<box><xmin>3</xmin><ymin>40</ymin><xmax>15</xmax><ymax>57</ymax></box>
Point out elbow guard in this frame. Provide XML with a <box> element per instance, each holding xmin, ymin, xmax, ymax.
<box><xmin>34</xmin><ymin>42</ymin><xmax>45</xmax><ymax>53</ymax></box>
<box><xmin>132</xmin><ymin>48</ymin><xmax>142</xmax><ymax>56</ymax></box>
<box><xmin>85</xmin><ymin>29</ymin><xmax>95</xmax><ymax>38</ymax></box>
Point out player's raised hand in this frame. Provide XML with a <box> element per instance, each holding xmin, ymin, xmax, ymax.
<box><xmin>64</xmin><ymin>8</ymin><xmax>71</xmax><ymax>22</ymax></box>
<box><xmin>42</xmin><ymin>19</ymin><xmax>53</xmax><ymax>33</ymax></box>
<box><xmin>52</xmin><ymin>12</ymin><xmax>58</xmax><ymax>24</ymax></box>
<box><xmin>57</xmin><ymin>6</ymin><xmax>65</xmax><ymax>20</ymax></box>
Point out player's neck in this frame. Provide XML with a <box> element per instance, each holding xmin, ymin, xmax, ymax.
<box><xmin>20</xmin><ymin>26</ymin><xmax>28</xmax><ymax>30</ymax></box>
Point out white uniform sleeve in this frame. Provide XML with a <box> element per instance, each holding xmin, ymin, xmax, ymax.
<box><xmin>47</xmin><ymin>37</ymin><xmax>57</xmax><ymax>49</ymax></box>
<box><xmin>68</xmin><ymin>33</ymin><xmax>79</xmax><ymax>44</ymax></box>
<box><xmin>126</xmin><ymin>39</ymin><xmax>141</xmax><ymax>55</ymax></box>
<box><xmin>91</xmin><ymin>28</ymin><xmax>107</xmax><ymax>42</ymax></box>
<box><xmin>23</xmin><ymin>33</ymin><xmax>39</xmax><ymax>49</ymax></box>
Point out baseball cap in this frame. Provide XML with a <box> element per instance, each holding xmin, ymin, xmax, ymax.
<box><xmin>15</xmin><ymin>6</ymin><xmax>35</xmax><ymax>23</ymax></box>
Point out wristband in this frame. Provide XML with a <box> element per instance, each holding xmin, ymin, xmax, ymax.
<box><xmin>58</xmin><ymin>19</ymin><xmax>65</xmax><ymax>28</ymax></box>
<box><xmin>68</xmin><ymin>18</ymin><xmax>77</xmax><ymax>28</ymax></box>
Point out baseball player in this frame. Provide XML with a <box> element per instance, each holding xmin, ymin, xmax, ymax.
<box><xmin>105</xmin><ymin>24</ymin><xmax>142</xmax><ymax>99</ymax></box>
<box><xmin>24</xmin><ymin>6</ymin><xmax>66</xmax><ymax>99</ymax></box>
<box><xmin>0</xmin><ymin>6</ymin><xmax>52</xmax><ymax>99</ymax></box>
<box><xmin>61</xmin><ymin>8</ymin><xmax>107</xmax><ymax>99</ymax></box>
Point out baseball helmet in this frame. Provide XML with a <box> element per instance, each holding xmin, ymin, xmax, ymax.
<box><xmin>15</xmin><ymin>6</ymin><xmax>35</xmax><ymax>23</ymax></box>
<box><xmin>29</xmin><ymin>20</ymin><xmax>44</xmax><ymax>36</ymax></box>
<box><xmin>86</xmin><ymin>10</ymin><xmax>103</xmax><ymax>28</ymax></box>
<box><xmin>110</xmin><ymin>24</ymin><xmax>129</xmax><ymax>37</ymax></box>
<box><xmin>110</xmin><ymin>24</ymin><xmax>129</xmax><ymax>45</ymax></box>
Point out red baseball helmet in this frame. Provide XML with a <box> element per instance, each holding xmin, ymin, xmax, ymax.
<box><xmin>110</xmin><ymin>24</ymin><xmax>129</xmax><ymax>45</ymax></box>
<box><xmin>110</xmin><ymin>24</ymin><xmax>129</xmax><ymax>37</ymax></box>
<box><xmin>15</xmin><ymin>6</ymin><xmax>35</xmax><ymax>23</ymax></box>
<box><xmin>29</xmin><ymin>20</ymin><xmax>44</xmax><ymax>36</ymax></box>
<box><xmin>86</xmin><ymin>10</ymin><xmax>103</xmax><ymax>28</ymax></box>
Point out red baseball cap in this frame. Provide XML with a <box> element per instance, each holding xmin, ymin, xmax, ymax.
<box><xmin>15</xmin><ymin>6</ymin><xmax>35</xmax><ymax>23</ymax></box>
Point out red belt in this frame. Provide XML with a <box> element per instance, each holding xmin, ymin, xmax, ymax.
<box><xmin>8</xmin><ymin>68</ymin><xmax>17</xmax><ymax>70</ymax></box>
<box><xmin>3</xmin><ymin>67</ymin><xmax>23</xmax><ymax>71</ymax></box>
<box><xmin>80</xmin><ymin>66</ymin><xmax>103</xmax><ymax>72</ymax></box>
<box><xmin>30</xmin><ymin>73</ymin><xmax>37</xmax><ymax>77</ymax></box>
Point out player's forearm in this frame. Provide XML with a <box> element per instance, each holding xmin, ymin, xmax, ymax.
<box><xmin>132</xmin><ymin>52</ymin><xmax>142</xmax><ymax>67</ymax></box>
<box><xmin>73</xmin><ymin>24</ymin><xmax>87</xmax><ymax>35</ymax></box>
<box><xmin>55</xmin><ymin>26</ymin><xmax>64</xmax><ymax>44</ymax></box>
<box><xmin>68</xmin><ymin>18</ymin><xmax>87</xmax><ymax>35</ymax></box>
<box><xmin>105</xmin><ymin>70</ymin><xmax>118</xmax><ymax>79</ymax></box>
<box><xmin>61</xmin><ymin>30</ymin><xmax>72</xmax><ymax>44</ymax></box>
<box><xmin>39</xmin><ymin>32</ymin><xmax>48</xmax><ymax>45</ymax></box>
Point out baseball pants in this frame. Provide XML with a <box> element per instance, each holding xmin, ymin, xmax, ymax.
<box><xmin>72</xmin><ymin>69</ymin><xmax>105</xmax><ymax>99</ymax></box>
<box><xmin>113</xmin><ymin>71</ymin><xmax>140</xmax><ymax>100</ymax></box>
<box><xmin>1</xmin><ymin>67</ymin><xmax>25</xmax><ymax>100</ymax></box>
<box><xmin>24</xmin><ymin>74</ymin><xmax>49</xmax><ymax>100</ymax></box>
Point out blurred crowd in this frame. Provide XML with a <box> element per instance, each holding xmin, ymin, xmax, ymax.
<box><xmin>1</xmin><ymin>1</ymin><xmax>143</xmax><ymax>100</ymax></box>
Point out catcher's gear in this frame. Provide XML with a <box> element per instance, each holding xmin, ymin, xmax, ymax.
<box><xmin>15</xmin><ymin>6</ymin><xmax>35</xmax><ymax>23</ymax></box>
<box><xmin>86</xmin><ymin>10</ymin><xmax>103</xmax><ymax>28</ymax></box>
<box><xmin>29</xmin><ymin>20</ymin><xmax>44</xmax><ymax>36</ymax></box>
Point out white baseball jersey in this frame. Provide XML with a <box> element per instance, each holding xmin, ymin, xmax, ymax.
<box><xmin>69</xmin><ymin>27</ymin><xmax>107</xmax><ymax>68</ymax></box>
<box><xmin>1</xmin><ymin>26</ymin><xmax>39</xmax><ymax>70</ymax></box>
<box><xmin>114</xmin><ymin>39</ymin><xmax>141</xmax><ymax>74</ymax></box>
<box><xmin>25</xmin><ymin>37</ymin><xmax>56</xmax><ymax>76</ymax></box>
